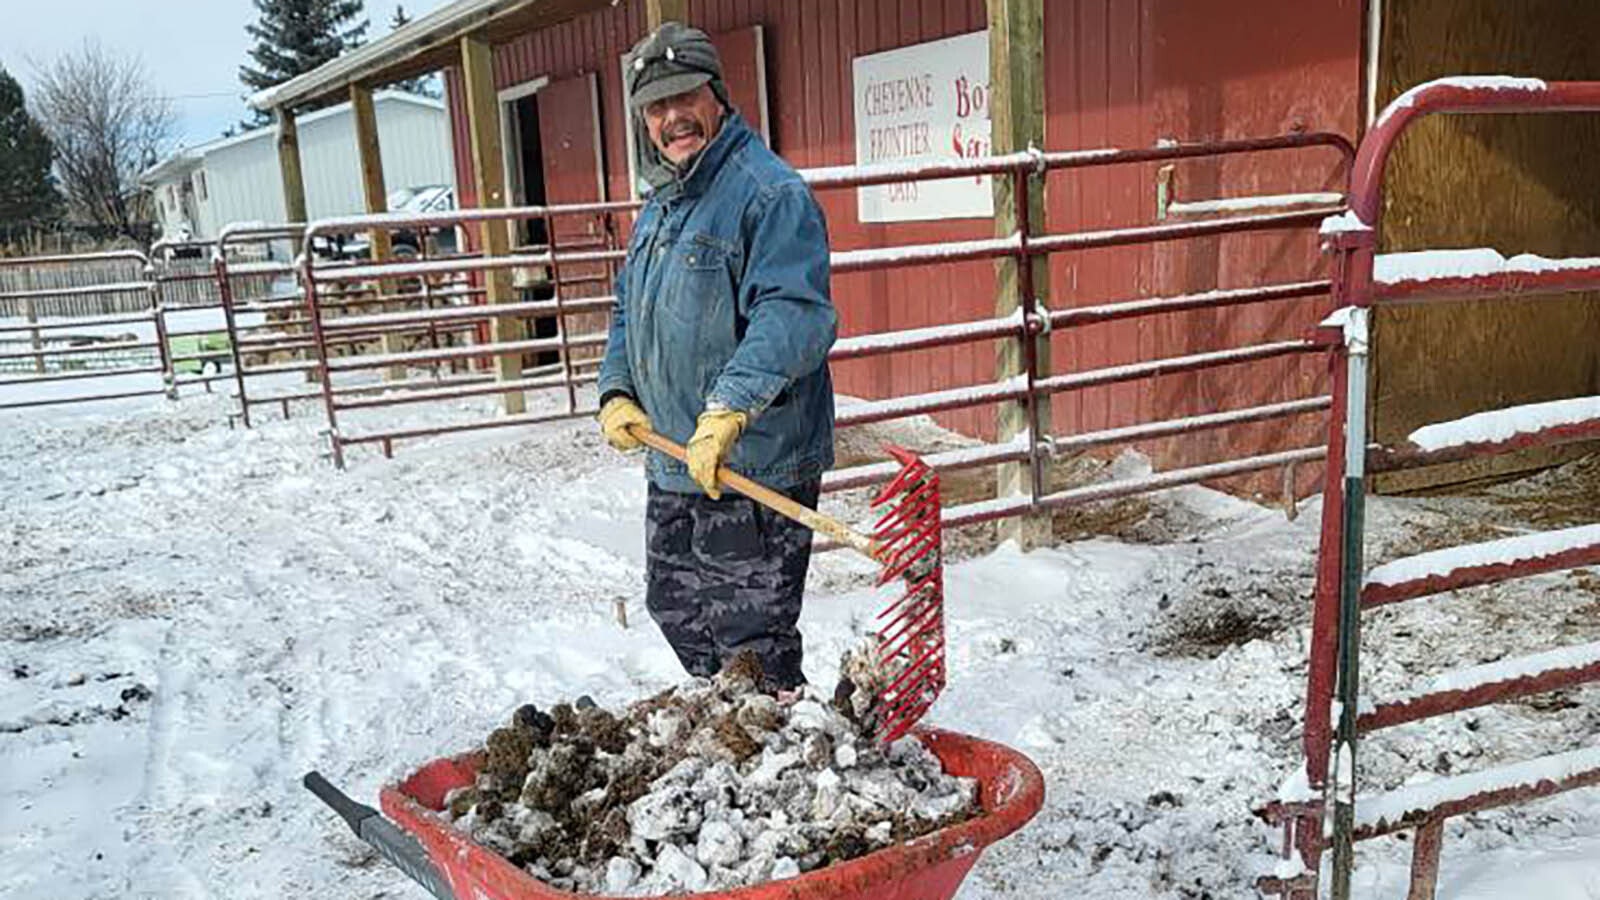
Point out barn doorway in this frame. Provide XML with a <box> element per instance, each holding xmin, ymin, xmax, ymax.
<box><xmin>500</xmin><ymin>80</ymin><xmax>560</xmax><ymax>369</ymax></box>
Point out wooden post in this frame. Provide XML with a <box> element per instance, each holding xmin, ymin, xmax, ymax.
<box><xmin>275</xmin><ymin>108</ymin><xmax>308</xmax><ymax>244</ymax></box>
<box><xmin>461</xmin><ymin>31</ymin><xmax>525</xmax><ymax>414</ymax></box>
<box><xmin>275</xmin><ymin>106</ymin><xmax>319</xmax><ymax>384</ymax></box>
<box><xmin>988</xmin><ymin>0</ymin><xmax>1052</xmax><ymax>550</ymax></box>
<box><xmin>350</xmin><ymin>85</ymin><xmax>404</xmax><ymax>380</ymax></box>
<box><xmin>646</xmin><ymin>0</ymin><xmax>688</xmax><ymax>27</ymax></box>
<box><xmin>24</xmin><ymin>281</ymin><xmax>44</xmax><ymax>375</ymax></box>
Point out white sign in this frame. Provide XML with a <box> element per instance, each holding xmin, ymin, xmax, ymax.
<box><xmin>852</xmin><ymin>30</ymin><xmax>992</xmax><ymax>223</ymax></box>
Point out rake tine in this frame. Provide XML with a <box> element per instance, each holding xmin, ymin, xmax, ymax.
<box><xmin>876</xmin><ymin>670</ymin><xmax>944</xmax><ymax>741</ymax></box>
<box><xmin>872</xmin><ymin>459</ymin><xmax>936</xmax><ymax>507</ymax></box>
<box><xmin>872</xmin><ymin>444</ymin><xmax>931</xmax><ymax>502</ymax></box>
<box><xmin>879</xmin><ymin>639</ymin><xmax>946</xmax><ymax>696</ymax></box>
<box><xmin>877</xmin><ymin>532</ymin><xmax>940</xmax><ymax>585</ymax></box>
<box><xmin>875</xmin><ymin>575</ymin><xmax>941</xmax><ymax>625</ymax></box>
<box><xmin>859</xmin><ymin>444</ymin><xmax>946</xmax><ymax>742</ymax></box>
<box><xmin>882</xmin><ymin>492</ymin><xmax>941</xmax><ymax>543</ymax></box>
<box><xmin>878</xmin><ymin>707</ymin><xmax>931</xmax><ymax>743</ymax></box>
<box><xmin>879</xmin><ymin>692</ymin><xmax>937</xmax><ymax>733</ymax></box>
<box><xmin>878</xmin><ymin>507</ymin><xmax>939</xmax><ymax>554</ymax></box>
<box><xmin>876</xmin><ymin>522</ymin><xmax>934</xmax><ymax>563</ymax></box>
<box><xmin>877</xmin><ymin>601</ymin><xmax>944</xmax><ymax>656</ymax></box>
<box><xmin>883</xmin><ymin>634</ymin><xmax>940</xmax><ymax>675</ymax></box>
<box><xmin>872</xmin><ymin>478</ymin><xmax>939</xmax><ymax>534</ymax></box>
<box><xmin>876</xmin><ymin>579</ymin><xmax>942</xmax><ymax>627</ymax></box>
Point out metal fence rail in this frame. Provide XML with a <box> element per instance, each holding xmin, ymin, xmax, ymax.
<box><xmin>807</xmin><ymin>133</ymin><xmax>1350</xmax><ymax>524</ymax></box>
<box><xmin>296</xmin><ymin>200</ymin><xmax>634</xmax><ymax>459</ymax></box>
<box><xmin>204</xmin><ymin>223</ymin><xmax>492</xmax><ymax>426</ymax></box>
<box><xmin>151</xmin><ymin>238</ymin><xmax>253</xmax><ymax>398</ymax></box>
<box><xmin>0</xmin><ymin>250</ymin><xmax>174</xmax><ymax>411</ymax></box>
<box><xmin>297</xmin><ymin>132</ymin><xmax>1353</xmax><ymax>542</ymax></box>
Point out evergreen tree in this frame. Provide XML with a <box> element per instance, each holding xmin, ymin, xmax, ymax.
<box><xmin>239</xmin><ymin>0</ymin><xmax>368</xmax><ymax>124</ymax></box>
<box><xmin>387</xmin><ymin>6</ymin><xmax>440</xmax><ymax>98</ymax></box>
<box><xmin>0</xmin><ymin>65</ymin><xmax>61</xmax><ymax>231</ymax></box>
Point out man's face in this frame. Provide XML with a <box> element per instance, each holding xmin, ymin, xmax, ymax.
<box><xmin>643</xmin><ymin>84</ymin><xmax>722</xmax><ymax>166</ymax></box>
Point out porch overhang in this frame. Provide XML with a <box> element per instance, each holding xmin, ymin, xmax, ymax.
<box><xmin>245</xmin><ymin>0</ymin><xmax>612</xmax><ymax>113</ymax></box>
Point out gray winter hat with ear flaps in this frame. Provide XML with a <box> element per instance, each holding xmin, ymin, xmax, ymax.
<box><xmin>625</xmin><ymin>21</ymin><xmax>732</xmax><ymax>190</ymax></box>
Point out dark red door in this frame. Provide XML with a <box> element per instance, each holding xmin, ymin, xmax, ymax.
<box><xmin>538</xmin><ymin>72</ymin><xmax>607</xmax><ymax>250</ymax></box>
<box><xmin>536</xmin><ymin>72</ymin><xmax>611</xmax><ymax>371</ymax></box>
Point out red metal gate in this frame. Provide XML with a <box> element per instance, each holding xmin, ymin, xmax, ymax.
<box><xmin>1259</xmin><ymin>78</ymin><xmax>1600</xmax><ymax>900</ymax></box>
<box><xmin>213</xmin><ymin>222</ymin><xmax>496</xmax><ymax>428</ymax></box>
<box><xmin>299</xmin><ymin>202</ymin><xmax>634</xmax><ymax>465</ymax></box>
<box><xmin>150</xmin><ymin>236</ymin><xmax>265</xmax><ymax>399</ymax></box>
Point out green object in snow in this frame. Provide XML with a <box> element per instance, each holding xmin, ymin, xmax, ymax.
<box><xmin>170</xmin><ymin>332</ymin><xmax>232</xmax><ymax>375</ymax></box>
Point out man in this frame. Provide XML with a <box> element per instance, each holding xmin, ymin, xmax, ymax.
<box><xmin>596</xmin><ymin>22</ymin><xmax>837</xmax><ymax>692</ymax></box>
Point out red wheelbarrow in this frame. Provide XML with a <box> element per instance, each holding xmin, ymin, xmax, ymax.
<box><xmin>305</xmin><ymin>727</ymin><xmax>1044</xmax><ymax>900</ymax></box>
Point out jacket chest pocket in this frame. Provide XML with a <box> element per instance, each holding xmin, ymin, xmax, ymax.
<box><xmin>659</xmin><ymin>235</ymin><xmax>735</xmax><ymax>333</ymax></box>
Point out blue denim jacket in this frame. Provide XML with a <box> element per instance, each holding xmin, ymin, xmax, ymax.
<box><xmin>598</xmin><ymin>114</ymin><xmax>837</xmax><ymax>492</ymax></box>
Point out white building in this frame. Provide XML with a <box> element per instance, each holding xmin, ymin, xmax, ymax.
<box><xmin>142</xmin><ymin>91</ymin><xmax>455</xmax><ymax>243</ymax></box>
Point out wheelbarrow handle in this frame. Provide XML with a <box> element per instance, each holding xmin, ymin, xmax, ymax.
<box><xmin>303</xmin><ymin>771</ymin><xmax>458</xmax><ymax>900</ymax></box>
<box><xmin>628</xmin><ymin>425</ymin><xmax>880</xmax><ymax>561</ymax></box>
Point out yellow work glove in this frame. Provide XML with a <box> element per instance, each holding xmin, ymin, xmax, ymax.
<box><xmin>686</xmin><ymin>408</ymin><xmax>749</xmax><ymax>499</ymax></box>
<box><xmin>598</xmin><ymin>395</ymin><xmax>651</xmax><ymax>451</ymax></box>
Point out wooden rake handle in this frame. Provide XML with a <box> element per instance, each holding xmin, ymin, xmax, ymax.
<box><xmin>628</xmin><ymin>425</ymin><xmax>880</xmax><ymax>561</ymax></box>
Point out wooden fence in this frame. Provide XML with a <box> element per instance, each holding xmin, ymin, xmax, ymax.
<box><xmin>0</xmin><ymin>256</ymin><xmax>283</xmax><ymax>316</ymax></box>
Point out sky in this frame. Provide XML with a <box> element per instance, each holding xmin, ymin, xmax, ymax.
<box><xmin>0</xmin><ymin>0</ymin><xmax>453</xmax><ymax>151</ymax></box>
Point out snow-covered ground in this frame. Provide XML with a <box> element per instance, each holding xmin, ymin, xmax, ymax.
<box><xmin>3</xmin><ymin>385</ymin><xmax>1598</xmax><ymax>899</ymax></box>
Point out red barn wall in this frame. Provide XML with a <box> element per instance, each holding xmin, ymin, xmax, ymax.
<box><xmin>444</xmin><ymin>0</ymin><xmax>1363</xmax><ymax>482</ymax></box>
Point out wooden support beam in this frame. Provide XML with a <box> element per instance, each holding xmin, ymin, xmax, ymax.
<box><xmin>988</xmin><ymin>0</ymin><xmax>1051</xmax><ymax>549</ymax></box>
<box><xmin>350</xmin><ymin>85</ymin><xmax>393</xmax><ymax>261</ymax></box>
<box><xmin>350</xmin><ymin>85</ymin><xmax>404</xmax><ymax>380</ymax></box>
<box><xmin>274</xmin><ymin>107</ymin><xmax>316</xmax><ymax>383</ymax></box>
<box><xmin>646</xmin><ymin>0</ymin><xmax>689</xmax><ymax>28</ymax></box>
<box><xmin>460</xmin><ymin>31</ymin><xmax>524</xmax><ymax>414</ymax></box>
<box><xmin>274</xmin><ymin>108</ymin><xmax>308</xmax><ymax>244</ymax></box>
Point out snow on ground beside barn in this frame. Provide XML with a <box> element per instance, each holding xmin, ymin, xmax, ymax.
<box><xmin>3</xmin><ymin>385</ymin><xmax>1599</xmax><ymax>899</ymax></box>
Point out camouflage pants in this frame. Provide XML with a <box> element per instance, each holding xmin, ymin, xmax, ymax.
<box><xmin>644</xmin><ymin>480</ymin><xmax>820</xmax><ymax>690</ymax></box>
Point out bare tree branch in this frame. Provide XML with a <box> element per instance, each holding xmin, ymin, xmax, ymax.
<box><xmin>29</xmin><ymin>40</ymin><xmax>173</xmax><ymax>235</ymax></box>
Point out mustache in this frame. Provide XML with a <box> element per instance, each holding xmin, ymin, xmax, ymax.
<box><xmin>664</xmin><ymin>119</ymin><xmax>704</xmax><ymax>141</ymax></box>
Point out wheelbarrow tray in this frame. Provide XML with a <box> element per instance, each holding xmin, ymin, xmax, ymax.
<box><xmin>380</xmin><ymin>727</ymin><xmax>1045</xmax><ymax>900</ymax></box>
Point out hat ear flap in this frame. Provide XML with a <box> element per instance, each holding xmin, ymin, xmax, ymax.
<box><xmin>709</xmin><ymin>77</ymin><xmax>732</xmax><ymax>112</ymax></box>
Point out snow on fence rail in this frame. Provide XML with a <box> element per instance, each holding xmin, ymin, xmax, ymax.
<box><xmin>1356</xmin><ymin>640</ymin><xmax>1600</xmax><ymax>733</ymax></box>
<box><xmin>1405</xmin><ymin>396</ymin><xmax>1600</xmax><ymax>452</ymax></box>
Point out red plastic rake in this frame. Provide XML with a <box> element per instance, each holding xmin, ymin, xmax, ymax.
<box><xmin>866</xmin><ymin>445</ymin><xmax>946</xmax><ymax>742</ymax></box>
<box><xmin>630</xmin><ymin>428</ymin><xmax>946</xmax><ymax>744</ymax></box>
